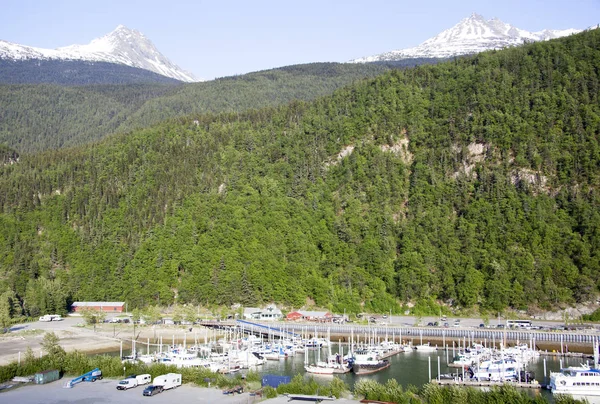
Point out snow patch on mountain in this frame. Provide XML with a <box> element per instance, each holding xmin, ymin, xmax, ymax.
<box><xmin>0</xmin><ymin>25</ymin><xmax>197</xmax><ymax>82</ymax></box>
<box><xmin>352</xmin><ymin>13</ymin><xmax>581</xmax><ymax>63</ymax></box>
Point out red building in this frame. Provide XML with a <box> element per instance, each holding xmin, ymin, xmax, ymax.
<box><xmin>286</xmin><ymin>310</ymin><xmax>332</xmax><ymax>322</ymax></box>
<box><xmin>286</xmin><ymin>311</ymin><xmax>304</xmax><ymax>321</ymax></box>
<box><xmin>71</xmin><ymin>302</ymin><xmax>125</xmax><ymax>313</ymax></box>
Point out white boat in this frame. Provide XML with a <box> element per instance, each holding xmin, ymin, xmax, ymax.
<box><xmin>304</xmin><ymin>362</ymin><xmax>336</xmax><ymax>375</ymax></box>
<box><xmin>413</xmin><ymin>342</ymin><xmax>438</xmax><ymax>352</ymax></box>
<box><xmin>229</xmin><ymin>350</ymin><xmax>265</xmax><ymax>367</ymax></box>
<box><xmin>263</xmin><ymin>346</ymin><xmax>288</xmax><ymax>360</ymax></box>
<box><xmin>472</xmin><ymin>366</ymin><xmax>519</xmax><ymax>381</ymax></box>
<box><xmin>305</xmin><ymin>353</ymin><xmax>351</xmax><ymax>375</ymax></box>
<box><xmin>450</xmin><ymin>353</ymin><xmax>476</xmax><ymax>368</ymax></box>
<box><xmin>352</xmin><ymin>350</ymin><xmax>390</xmax><ymax>375</ymax></box>
<box><xmin>550</xmin><ymin>365</ymin><xmax>600</xmax><ymax>396</ymax></box>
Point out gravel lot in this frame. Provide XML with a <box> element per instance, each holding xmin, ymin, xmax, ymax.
<box><xmin>0</xmin><ymin>379</ymin><xmax>360</xmax><ymax>404</ymax></box>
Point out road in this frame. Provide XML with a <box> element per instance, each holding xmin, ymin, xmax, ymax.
<box><xmin>376</xmin><ymin>314</ymin><xmax>591</xmax><ymax>331</ymax></box>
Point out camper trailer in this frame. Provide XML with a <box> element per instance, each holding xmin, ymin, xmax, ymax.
<box><xmin>152</xmin><ymin>373</ymin><xmax>181</xmax><ymax>390</ymax></box>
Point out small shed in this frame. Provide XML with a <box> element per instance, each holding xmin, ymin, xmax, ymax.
<box><xmin>35</xmin><ymin>369</ymin><xmax>60</xmax><ymax>384</ymax></box>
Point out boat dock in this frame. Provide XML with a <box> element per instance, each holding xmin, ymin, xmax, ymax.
<box><xmin>198</xmin><ymin>320</ymin><xmax>600</xmax><ymax>354</ymax></box>
<box><xmin>431</xmin><ymin>379</ymin><xmax>543</xmax><ymax>389</ymax></box>
<box><xmin>379</xmin><ymin>348</ymin><xmax>405</xmax><ymax>359</ymax></box>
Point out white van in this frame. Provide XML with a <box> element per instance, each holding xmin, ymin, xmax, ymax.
<box><xmin>153</xmin><ymin>373</ymin><xmax>182</xmax><ymax>390</ymax></box>
<box><xmin>116</xmin><ymin>378</ymin><xmax>138</xmax><ymax>390</ymax></box>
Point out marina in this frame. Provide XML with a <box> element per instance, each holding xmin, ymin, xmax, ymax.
<box><xmin>102</xmin><ymin>319</ymin><xmax>600</xmax><ymax>403</ymax></box>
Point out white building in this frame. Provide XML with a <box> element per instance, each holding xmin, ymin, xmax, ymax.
<box><xmin>243</xmin><ymin>304</ymin><xmax>282</xmax><ymax>321</ymax></box>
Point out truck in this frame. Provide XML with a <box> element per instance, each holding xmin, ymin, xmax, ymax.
<box><xmin>117</xmin><ymin>374</ymin><xmax>151</xmax><ymax>390</ymax></box>
<box><xmin>152</xmin><ymin>373</ymin><xmax>181</xmax><ymax>390</ymax></box>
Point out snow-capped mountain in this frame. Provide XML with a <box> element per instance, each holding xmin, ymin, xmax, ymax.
<box><xmin>353</xmin><ymin>13</ymin><xmax>581</xmax><ymax>63</ymax></box>
<box><xmin>0</xmin><ymin>25</ymin><xmax>197</xmax><ymax>82</ymax></box>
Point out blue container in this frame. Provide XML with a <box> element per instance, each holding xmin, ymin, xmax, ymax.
<box><xmin>261</xmin><ymin>374</ymin><xmax>291</xmax><ymax>388</ymax></box>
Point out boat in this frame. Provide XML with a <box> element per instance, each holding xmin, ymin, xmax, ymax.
<box><xmin>413</xmin><ymin>342</ymin><xmax>438</xmax><ymax>352</ymax></box>
<box><xmin>304</xmin><ymin>362</ymin><xmax>336</xmax><ymax>375</ymax></box>
<box><xmin>263</xmin><ymin>346</ymin><xmax>288</xmax><ymax>360</ymax></box>
<box><xmin>352</xmin><ymin>350</ymin><xmax>390</xmax><ymax>375</ymax></box>
<box><xmin>549</xmin><ymin>365</ymin><xmax>600</xmax><ymax>396</ymax></box>
<box><xmin>472</xmin><ymin>366</ymin><xmax>519</xmax><ymax>381</ymax></box>
<box><xmin>305</xmin><ymin>353</ymin><xmax>352</xmax><ymax>375</ymax></box>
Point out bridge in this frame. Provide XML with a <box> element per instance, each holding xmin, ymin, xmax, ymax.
<box><xmin>198</xmin><ymin>320</ymin><xmax>300</xmax><ymax>339</ymax></box>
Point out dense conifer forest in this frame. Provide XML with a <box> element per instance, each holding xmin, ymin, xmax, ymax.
<box><xmin>0</xmin><ymin>29</ymin><xmax>599</xmax><ymax>319</ymax></box>
<box><xmin>0</xmin><ymin>59</ymin><xmax>183</xmax><ymax>86</ymax></box>
<box><xmin>0</xmin><ymin>63</ymin><xmax>391</xmax><ymax>153</ymax></box>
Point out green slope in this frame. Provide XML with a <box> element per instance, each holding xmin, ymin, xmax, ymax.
<box><xmin>0</xmin><ymin>30</ymin><xmax>599</xmax><ymax>317</ymax></box>
<box><xmin>0</xmin><ymin>63</ymin><xmax>391</xmax><ymax>154</ymax></box>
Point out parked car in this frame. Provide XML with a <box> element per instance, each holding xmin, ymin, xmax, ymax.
<box><xmin>443</xmin><ymin>322</ymin><xmax>449</xmax><ymax>328</ymax></box>
<box><xmin>427</xmin><ymin>322</ymin><xmax>434</xmax><ymax>327</ymax></box>
<box><xmin>479</xmin><ymin>323</ymin><xmax>485</xmax><ymax>328</ymax></box>
<box><xmin>143</xmin><ymin>385</ymin><xmax>163</xmax><ymax>396</ymax></box>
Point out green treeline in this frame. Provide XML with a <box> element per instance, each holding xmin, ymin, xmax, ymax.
<box><xmin>0</xmin><ymin>59</ymin><xmax>183</xmax><ymax>86</ymax></box>
<box><xmin>0</xmin><ymin>63</ymin><xmax>391</xmax><ymax>153</ymax></box>
<box><xmin>0</xmin><ymin>29</ymin><xmax>599</xmax><ymax>317</ymax></box>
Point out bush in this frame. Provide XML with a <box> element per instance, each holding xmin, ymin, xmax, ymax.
<box><xmin>263</xmin><ymin>386</ymin><xmax>277</xmax><ymax>399</ymax></box>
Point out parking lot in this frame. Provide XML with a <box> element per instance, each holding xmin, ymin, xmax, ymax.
<box><xmin>1</xmin><ymin>379</ymin><xmax>254</xmax><ymax>404</ymax></box>
<box><xmin>1</xmin><ymin>379</ymin><xmax>361</xmax><ymax>404</ymax></box>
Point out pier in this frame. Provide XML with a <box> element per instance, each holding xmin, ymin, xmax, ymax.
<box><xmin>198</xmin><ymin>320</ymin><xmax>600</xmax><ymax>351</ymax></box>
<box><xmin>431</xmin><ymin>379</ymin><xmax>542</xmax><ymax>389</ymax></box>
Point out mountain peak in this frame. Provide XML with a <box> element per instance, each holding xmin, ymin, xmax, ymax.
<box><xmin>352</xmin><ymin>14</ymin><xmax>581</xmax><ymax>63</ymax></box>
<box><xmin>467</xmin><ymin>12</ymin><xmax>486</xmax><ymax>21</ymax></box>
<box><xmin>0</xmin><ymin>26</ymin><xmax>197</xmax><ymax>82</ymax></box>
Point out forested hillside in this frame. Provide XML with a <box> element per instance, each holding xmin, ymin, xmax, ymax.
<box><xmin>0</xmin><ymin>84</ymin><xmax>176</xmax><ymax>151</ymax></box>
<box><xmin>0</xmin><ymin>29</ymin><xmax>598</xmax><ymax>318</ymax></box>
<box><xmin>0</xmin><ymin>63</ymin><xmax>391</xmax><ymax>154</ymax></box>
<box><xmin>0</xmin><ymin>59</ymin><xmax>183</xmax><ymax>85</ymax></box>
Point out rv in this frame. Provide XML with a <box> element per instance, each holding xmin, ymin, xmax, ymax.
<box><xmin>152</xmin><ymin>373</ymin><xmax>181</xmax><ymax>390</ymax></box>
<box><xmin>135</xmin><ymin>374</ymin><xmax>151</xmax><ymax>385</ymax></box>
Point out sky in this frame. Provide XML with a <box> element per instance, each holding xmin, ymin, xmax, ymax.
<box><xmin>1</xmin><ymin>0</ymin><xmax>599</xmax><ymax>80</ymax></box>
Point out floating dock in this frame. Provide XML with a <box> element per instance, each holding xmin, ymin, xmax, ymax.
<box><xmin>431</xmin><ymin>379</ymin><xmax>542</xmax><ymax>389</ymax></box>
